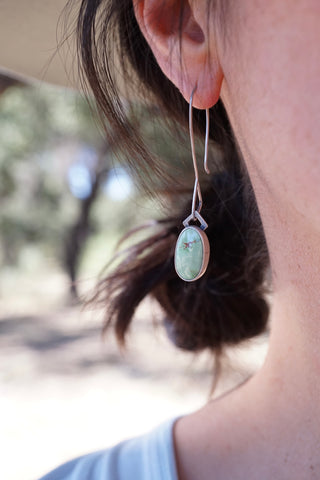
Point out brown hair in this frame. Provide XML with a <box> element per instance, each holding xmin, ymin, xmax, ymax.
<box><xmin>69</xmin><ymin>0</ymin><xmax>270</xmax><ymax>354</ymax></box>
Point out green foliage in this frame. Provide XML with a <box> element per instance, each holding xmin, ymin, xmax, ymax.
<box><xmin>0</xmin><ymin>83</ymin><xmax>131</xmax><ymax>270</ymax></box>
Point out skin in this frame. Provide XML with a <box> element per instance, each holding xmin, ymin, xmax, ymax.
<box><xmin>134</xmin><ymin>0</ymin><xmax>320</xmax><ymax>478</ymax></box>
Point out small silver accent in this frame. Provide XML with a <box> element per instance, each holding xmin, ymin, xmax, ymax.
<box><xmin>182</xmin><ymin>210</ymin><xmax>208</xmax><ymax>231</ymax></box>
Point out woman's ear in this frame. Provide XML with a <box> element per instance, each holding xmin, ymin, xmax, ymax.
<box><xmin>133</xmin><ymin>0</ymin><xmax>223</xmax><ymax>109</ymax></box>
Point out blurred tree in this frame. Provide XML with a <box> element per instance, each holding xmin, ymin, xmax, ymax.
<box><xmin>64</xmin><ymin>142</ymin><xmax>111</xmax><ymax>299</ymax></box>
<box><xmin>0</xmin><ymin>80</ymin><xmax>123</xmax><ymax>287</ymax></box>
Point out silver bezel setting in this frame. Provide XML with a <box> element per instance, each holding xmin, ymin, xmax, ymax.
<box><xmin>174</xmin><ymin>226</ymin><xmax>210</xmax><ymax>282</ymax></box>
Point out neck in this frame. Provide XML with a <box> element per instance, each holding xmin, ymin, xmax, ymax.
<box><xmin>248</xmin><ymin>174</ymin><xmax>320</xmax><ymax>427</ymax></box>
<box><xmin>262</xmin><ymin>180</ymin><xmax>320</xmax><ymax>361</ymax></box>
<box><xmin>174</xmin><ymin>190</ymin><xmax>320</xmax><ymax>480</ymax></box>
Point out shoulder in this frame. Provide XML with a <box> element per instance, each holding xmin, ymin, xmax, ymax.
<box><xmin>39</xmin><ymin>417</ymin><xmax>179</xmax><ymax>480</ymax></box>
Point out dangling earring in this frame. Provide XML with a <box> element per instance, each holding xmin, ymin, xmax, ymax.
<box><xmin>174</xmin><ymin>87</ymin><xmax>210</xmax><ymax>282</ymax></box>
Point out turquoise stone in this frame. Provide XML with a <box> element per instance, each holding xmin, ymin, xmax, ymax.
<box><xmin>175</xmin><ymin>227</ymin><xmax>205</xmax><ymax>281</ymax></box>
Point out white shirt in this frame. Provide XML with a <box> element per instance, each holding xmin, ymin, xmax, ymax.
<box><xmin>39</xmin><ymin>418</ymin><xmax>179</xmax><ymax>480</ymax></box>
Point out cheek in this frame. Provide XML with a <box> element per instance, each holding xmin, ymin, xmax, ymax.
<box><xmin>221</xmin><ymin>0</ymin><xmax>320</xmax><ymax>229</ymax></box>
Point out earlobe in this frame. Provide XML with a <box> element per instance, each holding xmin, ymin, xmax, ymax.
<box><xmin>133</xmin><ymin>0</ymin><xmax>223</xmax><ymax>109</ymax></box>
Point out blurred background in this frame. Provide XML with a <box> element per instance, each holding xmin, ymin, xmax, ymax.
<box><xmin>0</xmin><ymin>73</ymin><xmax>268</xmax><ymax>480</ymax></box>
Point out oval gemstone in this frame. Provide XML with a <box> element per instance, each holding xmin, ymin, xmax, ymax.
<box><xmin>174</xmin><ymin>226</ymin><xmax>206</xmax><ymax>281</ymax></box>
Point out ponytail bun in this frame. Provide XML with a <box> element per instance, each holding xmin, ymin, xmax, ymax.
<box><xmin>94</xmin><ymin>167</ymin><xmax>269</xmax><ymax>353</ymax></box>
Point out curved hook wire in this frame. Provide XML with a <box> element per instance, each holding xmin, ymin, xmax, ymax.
<box><xmin>189</xmin><ymin>87</ymin><xmax>210</xmax><ymax>219</ymax></box>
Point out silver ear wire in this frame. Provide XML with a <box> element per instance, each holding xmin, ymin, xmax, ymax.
<box><xmin>189</xmin><ymin>87</ymin><xmax>210</xmax><ymax>220</ymax></box>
